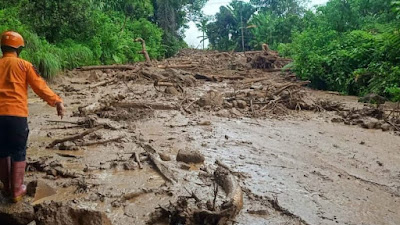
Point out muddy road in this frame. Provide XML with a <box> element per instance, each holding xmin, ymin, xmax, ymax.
<box><xmin>1</xmin><ymin>49</ymin><xmax>399</xmax><ymax>225</ymax></box>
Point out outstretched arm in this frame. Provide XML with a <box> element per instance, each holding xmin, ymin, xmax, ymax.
<box><xmin>26</xmin><ymin>65</ymin><xmax>65</xmax><ymax>118</ymax></box>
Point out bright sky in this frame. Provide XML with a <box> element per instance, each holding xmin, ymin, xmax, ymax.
<box><xmin>184</xmin><ymin>0</ymin><xmax>329</xmax><ymax>48</ymax></box>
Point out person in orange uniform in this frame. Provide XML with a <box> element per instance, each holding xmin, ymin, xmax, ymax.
<box><xmin>0</xmin><ymin>31</ymin><xmax>65</xmax><ymax>203</ymax></box>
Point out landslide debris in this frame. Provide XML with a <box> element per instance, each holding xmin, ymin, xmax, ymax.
<box><xmin>8</xmin><ymin>48</ymin><xmax>399</xmax><ymax>225</ymax></box>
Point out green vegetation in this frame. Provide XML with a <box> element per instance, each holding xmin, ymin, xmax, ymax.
<box><xmin>1</xmin><ymin>0</ymin><xmax>398</xmax><ymax>100</ymax></box>
<box><xmin>208</xmin><ymin>0</ymin><xmax>400</xmax><ymax>101</ymax></box>
<box><xmin>0</xmin><ymin>0</ymin><xmax>207</xmax><ymax>78</ymax></box>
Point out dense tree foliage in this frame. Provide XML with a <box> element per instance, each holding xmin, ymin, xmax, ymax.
<box><xmin>207</xmin><ymin>0</ymin><xmax>256</xmax><ymax>51</ymax></box>
<box><xmin>0</xmin><ymin>0</ymin><xmax>207</xmax><ymax>78</ymax></box>
<box><xmin>152</xmin><ymin>0</ymin><xmax>208</xmax><ymax>56</ymax></box>
<box><xmin>279</xmin><ymin>0</ymin><xmax>400</xmax><ymax>100</ymax></box>
<box><xmin>208</xmin><ymin>0</ymin><xmax>400</xmax><ymax>100</ymax></box>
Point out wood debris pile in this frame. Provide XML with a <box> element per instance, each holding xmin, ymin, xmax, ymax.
<box><xmin>246</xmin><ymin>44</ymin><xmax>292</xmax><ymax>69</ymax></box>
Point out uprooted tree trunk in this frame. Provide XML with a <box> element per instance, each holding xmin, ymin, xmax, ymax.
<box><xmin>135</xmin><ymin>38</ymin><xmax>151</xmax><ymax>63</ymax></box>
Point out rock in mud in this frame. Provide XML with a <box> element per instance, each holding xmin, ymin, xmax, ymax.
<box><xmin>223</xmin><ymin>101</ymin><xmax>233</xmax><ymax>109</ymax></box>
<box><xmin>217</xmin><ymin>109</ymin><xmax>230</xmax><ymax>117</ymax></box>
<box><xmin>198</xmin><ymin>91</ymin><xmax>223</xmax><ymax>107</ymax></box>
<box><xmin>58</xmin><ymin>142</ymin><xmax>79</xmax><ymax>151</ymax></box>
<box><xmin>231</xmin><ymin>108</ymin><xmax>243</xmax><ymax>117</ymax></box>
<box><xmin>165</xmin><ymin>86</ymin><xmax>180</xmax><ymax>95</ymax></box>
<box><xmin>176</xmin><ymin>149</ymin><xmax>205</xmax><ymax>164</ymax></box>
<box><xmin>35</xmin><ymin>202</ymin><xmax>112</xmax><ymax>225</ymax></box>
<box><xmin>236</xmin><ymin>100</ymin><xmax>247</xmax><ymax>109</ymax></box>
<box><xmin>0</xmin><ymin>202</ymin><xmax>35</xmax><ymax>225</ymax></box>
<box><xmin>198</xmin><ymin>120</ymin><xmax>212</xmax><ymax>126</ymax></box>
<box><xmin>159</xmin><ymin>153</ymin><xmax>172</xmax><ymax>161</ymax></box>
<box><xmin>381</xmin><ymin>123</ymin><xmax>391</xmax><ymax>132</ymax></box>
<box><xmin>123</xmin><ymin>161</ymin><xmax>137</xmax><ymax>170</ymax></box>
<box><xmin>362</xmin><ymin>118</ymin><xmax>380</xmax><ymax>129</ymax></box>
<box><xmin>331</xmin><ymin>117</ymin><xmax>344</xmax><ymax>123</ymax></box>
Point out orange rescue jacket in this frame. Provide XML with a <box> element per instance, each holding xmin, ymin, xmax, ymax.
<box><xmin>0</xmin><ymin>52</ymin><xmax>62</xmax><ymax>117</ymax></box>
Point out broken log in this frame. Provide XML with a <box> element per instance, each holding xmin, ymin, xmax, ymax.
<box><xmin>47</xmin><ymin>126</ymin><xmax>103</xmax><ymax>149</ymax></box>
<box><xmin>194</xmin><ymin>74</ymin><xmax>245</xmax><ymax>82</ymax></box>
<box><xmin>214</xmin><ymin>166</ymin><xmax>244</xmax><ymax>219</ymax></box>
<box><xmin>215</xmin><ymin>159</ymin><xmax>234</xmax><ymax>173</ymax></box>
<box><xmin>148</xmin><ymin>154</ymin><xmax>177</xmax><ymax>183</ymax></box>
<box><xmin>77</xmin><ymin>65</ymin><xmax>139</xmax><ymax>71</ymax></box>
<box><xmin>111</xmin><ymin>101</ymin><xmax>179</xmax><ymax>110</ymax></box>
<box><xmin>194</xmin><ymin>74</ymin><xmax>217</xmax><ymax>82</ymax></box>
<box><xmin>121</xmin><ymin>189</ymin><xmax>149</xmax><ymax>201</ymax></box>
<box><xmin>385</xmin><ymin>119</ymin><xmax>400</xmax><ymax>132</ymax></box>
<box><xmin>47</xmin><ymin>120</ymin><xmax>79</xmax><ymax>125</ymax></box>
<box><xmin>273</xmin><ymin>81</ymin><xmax>311</xmax><ymax>96</ymax></box>
<box><xmin>154</xmin><ymin>81</ymin><xmax>175</xmax><ymax>87</ymax></box>
<box><xmin>242</xmin><ymin>77</ymin><xmax>271</xmax><ymax>84</ymax></box>
<box><xmin>90</xmin><ymin>79</ymin><xmax>116</xmax><ymax>89</ymax></box>
<box><xmin>135</xmin><ymin>38</ymin><xmax>151</xmax><ymax>63</ymax></box>
<box><xmin>140</xmin><ymin>144</ymin><xmax>177</xmax><ymax>183</ymax></box>
<box><xmin>158</xmin><ymin>64</ymin><xmax>196</xmax><ymax>69</ymax></box>
<box><xmin>78</xmin><ymin>136</ymin><xmax>124</xmax><ymax>147</ymax></box>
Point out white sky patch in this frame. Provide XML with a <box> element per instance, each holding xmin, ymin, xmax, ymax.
<box><xmin>184</xmin><ymin>0</ymin><xmax>329</xmax><ymax>48</ymax></box>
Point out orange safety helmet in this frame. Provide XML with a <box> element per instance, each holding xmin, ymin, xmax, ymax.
<box><xmin>1</xmin><ymin>31</ymin><xmax>25</xmax><ymax>49</ymax></box>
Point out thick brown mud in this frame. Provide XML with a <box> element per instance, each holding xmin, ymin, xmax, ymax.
<box><xmin>1</xmin><ymin>49</ymin><xmax>399</xmax><ymax>225</ymax></box>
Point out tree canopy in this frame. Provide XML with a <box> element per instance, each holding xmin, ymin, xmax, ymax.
<box><xmin>0</xmin><ymin>0</ymin><xmax>208</xmax><ymax>77</ymax></box>
<box><xmin>205</xmin><ymin>0</ymin><xmax>400</xmax><ymax>101</ymax></box>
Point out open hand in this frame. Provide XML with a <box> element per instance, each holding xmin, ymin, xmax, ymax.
<box><xmin>56</xmin><ymin>102</ymin><xmax>65</xmax><ymax>119</ymax></box>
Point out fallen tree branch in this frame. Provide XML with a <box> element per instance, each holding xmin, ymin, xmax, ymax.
<box><xmin>154</xmin><ymin>81</ymin><xmax>175</xmax><ymax>87</ymax></box>
<box><xmin>111</xmin><ymin>101</ymin><xmax>179</xmax><ymax>110</ymax></box>
<box><xmin>148</xmin><ymin>154</ymin><xmax>177</xmax><ymax>184</ymax></box>
<box><xmin>78</xmin><ymin>136</ymin><xmax>124</xmax><ymax>147</ymax></box>
<box><xmin>47</xmin><ymin>120</ymin><xmax>79</xmax><ymax>125</ymax></box>
<box><xmin>214</xmin><ymin>166</ymin><xmax>244</xmax><ymax>219</ymax></box>
<box><xmin>158</xmin><ymin>64</ymin><xmax>196</xmax><ymax>69</ymax></box>
<box><xmin>242</xmin><ymin>77</ymin><xmax>271</xmax><ymax>84</ymax></box>
<box><xmin>135</xmin><ymin>38</ymin><xmax>151</xmax><ymax>63</ymax></box>
<box><xmin>273</xmin><ymin>81</ymin><xmax>311</xmax><ymax>96</ymax></box>
<box><xmin>215</xmin><ymin>159</ymin><xmax>234</xmax><ymax>173</ymax></box>
<box><xmin>90</xmin><ymin>79</ymin><xmax>116</xmax><ymax>89</ymax></box>
<box><xmin>140</xmin><ymin>144</ymin><xmax>177</xmax><ymax>183</ymax></box>
<box><xmin>121</xmin><ymin>189</ymin><xmax>153</xmax><ymax>201</ymax></box>
<box><xmin>194</xmin><ymin>74</ymin><xmax>245</xmax><ymax>82</ymax></box>
<box><xmin>47</xmin><ymin>126</ymin><xmax>103</xmax><ymax>149</ymax></box>
<box><xmin>384</xmin><ymin>119</ymin><xmax>400</xmax><ymax>132</ymax></box>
